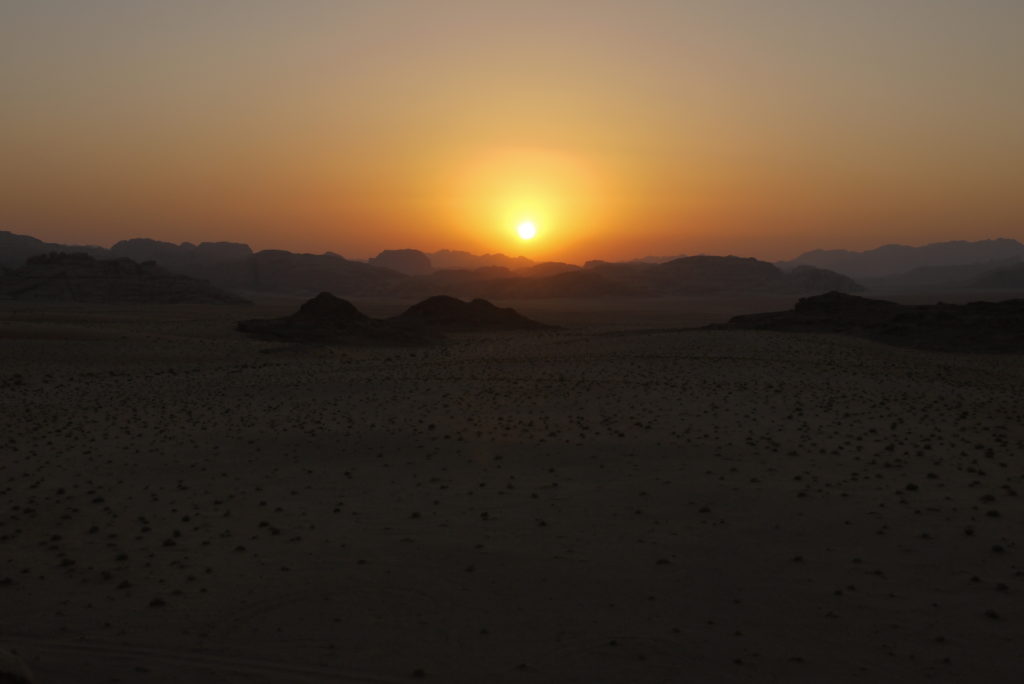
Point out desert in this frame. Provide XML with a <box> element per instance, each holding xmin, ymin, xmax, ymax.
<box><xmin>4</xmin><ymin>2</ymin><xmax>1024</xmax><ymax>681</ymax></box>
<box><xmin>2</xmin><ymin>293</ymin><xmax>1022</xmax><ymax>683</ymax></box>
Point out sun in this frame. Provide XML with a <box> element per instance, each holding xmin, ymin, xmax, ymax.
<box><xmin>517</xmin><ymin>220</ymin><xmax>537</xmax><ymax>240</ymax></box>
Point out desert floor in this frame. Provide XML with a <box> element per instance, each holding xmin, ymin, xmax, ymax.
<box><xmin>1</xmin><ymin>296</ymin><xmax>1022</xmax><ymax>683</ymax></box>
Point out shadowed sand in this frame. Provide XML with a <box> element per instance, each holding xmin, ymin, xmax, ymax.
<box><xmin>1</xmin><ymin>296</ymin><xmax>1021</xmax><ymax>682</ymax></box>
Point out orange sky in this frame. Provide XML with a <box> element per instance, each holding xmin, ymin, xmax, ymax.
<box><xmin>2</xmin><ymin>1</ymin><xmax>1022</xmax><ymax>263</ymax></box>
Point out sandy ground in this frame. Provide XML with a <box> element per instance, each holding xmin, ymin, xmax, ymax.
<box><xmin>1</xmin><ymin>297</ymin><xmax>1022</xmax><ymax>683</ymax></box>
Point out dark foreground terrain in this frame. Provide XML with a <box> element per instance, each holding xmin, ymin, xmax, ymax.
<box><xmin>716</xmin><ymin>291</ymin><xmax>1024</xmax><ymax>353</ymax></box>
<box><xmin>1</xmin><ymin>296</ymin><xmax>1022</xmax><ymax>682</ymax></box>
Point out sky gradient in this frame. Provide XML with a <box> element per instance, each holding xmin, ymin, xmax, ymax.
<box><xmin>2</xmin><ymin>0</ymin><xmax>1022</xmax><ymax>262</ymax></box>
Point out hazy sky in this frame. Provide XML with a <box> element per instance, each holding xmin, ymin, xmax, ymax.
<box><xmin>2</xmin><ymin>0</ymin><xmax>1022</xmax><ymax>262</ymax></box>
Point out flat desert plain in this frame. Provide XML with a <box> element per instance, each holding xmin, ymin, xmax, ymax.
<box><xmin>1</xmin><ymin>297</ymin><xmax>1022</xmax><ymax>683</ymax></box>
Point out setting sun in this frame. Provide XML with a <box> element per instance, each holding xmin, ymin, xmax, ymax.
<box><xmin>517</xmin><ymin>221</ymin><xmax>537</xmax><ymax>240</ymax></box>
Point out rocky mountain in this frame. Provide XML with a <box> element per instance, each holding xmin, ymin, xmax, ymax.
<box><xmin>970</xmin><ymin>262</ymin><xmax>1024</xmax><ymax>290</ymax></box>
<box><xmin>237</xmin><ymin>291</ymin><xmax>431</xmax><ymax>345</ymax></box>
<box><xmin>368</xmin><ymin>249</ymin><xmax>433</xmax><ymax>275</ymax></box>
<box><xmin>780</xmin><ymin>239</ymin><xmax>1024</xmax><ymax>278</ymax></box>
<box><xmin>713</xmin><ymin>290</ymin><xmax>1024</xmax><ymax>353</ymax></box>
<box><xmin>392</xmin><ymin>295</ymin><xmax>554</xmax><ymax>331</ymax></box>
<box><xmin>214</xmin><ymin>250</ymin><xmax>405</xmax><ymax>296</ymax></box>
<box><xmin>0</xmin><ymin>252</ymin><xmax>248</xmax><ymax>304</ymax></box>
<box><xmin>388</xmin><ymin>255</ymin><xmax>860</xmax><ymax>299</ymax></box>
<box><xmin>785</xmin><ymin>265</ymin><xmax>865</xmax><ymax>294</ymax></box>
<box><xmin>428</xmin><ymin>249</ymin><xmax>534</xmax><ymax>271</ymax></box>
<box><xmin>860</xmin><ymin>258</ymin><xmax>1024</xmax><ymax>292</ymax></box>
<box><xmin>590</xmin><ymin>256</ymin><xmax>860</xmax><ymax>296</ymax></box>
<box><xmin>1</xmin><ymin>229</ymin><xmax>865</xmax><ymax>299</ymax></box>
<box><xmin>109</xmin><ymin>238</ymin><xmax>254</xmax><ymax>275</ymax></box>
<box><xmin>0</xmin><ymin>230</ymin><xmax>106</xmax><ymax>268</ymax></box>
<box><xmin>4</xmin><ymin>232</ymin><xmax>404</xmax><ymax>297</ymax></box>
<box><xmin>630</xmin><ymin>254</ymin><xmax>688</xmax><ymax>264</ymax></box>
<box><xmin>514</xmin><ymin>262</ymin><xmax>581</xmax><ymax>278</ymax></box>
<box><xmin>238</xmin><ymin>292</ymin><xmax>550</xmax><ymax>344</ymax></box>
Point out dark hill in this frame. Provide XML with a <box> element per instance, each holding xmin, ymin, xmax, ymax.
<box><xmin>713</xmin><ymin>291</ymin><xmax>1024</xmax><ymax>353</ymax></box>
<box><xmin>368</xmin><ymin>249</ymin><xmax>432</xmax><ymax>275</ymax></box>
<box><xmin>0</xmin><ymin>230</ymin><xmax>106</xmax><ymax>268</ymax></box>
<box><xmin>515</xmin><ymin>262</ymin><xmax>581</xmax><ymax>278</ymax></box>
<box><xmin>785</xmin><ymin>265</ymin><xmax>865</xmax><ymax>294</ymax></box>
<box><xmin>584</xmin><ymin>256</ymin><xmax>860</xmax><ymax>296</ymax></box>
<box><xmin>970</xmin><ymin>262</ymin><xmax>1024</xmax><ymax>290</ymax></box>
<box><xmin>859</xmin><ymin>258</ymin><xmax>1023</xmax><ymax>292</ymax></box>
<box><xmin>780</xmin><ymin>239</ymin><xmax>1024</xmax><ymax>278</ymax></box>
<box><xmin>237</xmin><ymin>292</ymin><xmax>434</xmax><ymax>345</ymax></box>
<box><xmin>392</xmin><ymin>295</ymin><xmax>555</xmax><ymax>331</ymax></box>
<box><xmin>427</xmin><ymin>249</ymin><xmax>533</xmax><ymax>271</ymax></box>
<box><xmin>0</xmin><ymin>252</ymin><xmax>248</xmax><ymax>304</ymax></box>
<box><xmin>220</xmin><ymin>251</ymin><xmax>405</xmax><ymax>296</ymax></box>
<box><xmin>389</xmin><ymin>256</ymin><xmax>858</xmax><ymax>299</ymax></box>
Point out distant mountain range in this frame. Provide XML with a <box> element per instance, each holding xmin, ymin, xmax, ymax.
<box><xmin>3</xmin><ymin>230</ymin><xmax>1023</xmax><ymax>300</ymax></box>
<box><xmin>779</xmin><ymin>238</ymin><xmax>1024</xmax><ymax>281</ymax></box>
<box><xmin>0</xmin><ymin>252</ymin><xmax>247</xmax><ymax>304</ymax></box>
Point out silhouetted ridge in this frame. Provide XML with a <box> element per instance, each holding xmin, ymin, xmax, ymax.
<box><xmin>369</xmin><ymin>249</ymin><xmax>432</xmax><ymax>275</ymax></box>
<box><xmin>0</xmin><ymin>252</ymin><xmax>248</xmax><ymax>304</ymax></box>
<box><xmin>295</xmin><ymin>291</ymin><xmax>370</xmax><ymax>323</ymax></box>
<box><xmin>970</xmin><ymin>262</ymin><xmax>1024</xmax><ymax>290</ymax></box>
<box><xmin>238</xmin><ymin>293</ymin><xmax>553</xmax><ymax>344</ymax></box>
<box><xmin>237</xmin><ymin>292</ymin><xmax>430</xmax><ymax>345</ymax></box>
<box><xmin>0</xmin><ymin>229</ymin><xmax>105</xmax><ymax>268</ymax></box>
<box><xmin>713</xmin><ymin>291</ymin><xmax>1024</xmax><ymax>352</ymax></box>
<box><xmin>780</xmin><ymin>239</ymin><xmax>1024</xmax><ymax>278</ymax></box>
<box><xmin>393</xmin><ymin>295</ymin><xmax>554</xmax><ymax>331</ymax></box>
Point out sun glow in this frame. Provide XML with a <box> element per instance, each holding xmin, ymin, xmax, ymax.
<box><xmin>517</xmin><ymin>220</ymin><xmax>537</xmax><ymax>240</ymax></box>
<box><xmin>441</xmin><ymin>146</ymin><xmax>613</xmax><ymax>258</ymax></box>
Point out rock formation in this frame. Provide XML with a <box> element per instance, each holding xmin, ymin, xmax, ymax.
<box><xmin>237</xmin><ymin>292</ymin><xmax>436</xmax><ymax>345</ymax></box>
<box><xmin>713</xmin><ymin>291</ymin><xmax>1024</xmax><ymax>353</ymax></box>
<box><xmin>0</xmin><ymin>253</ymin><xmax>248</xmax><ymax>304</ymax></box>
<box><xmin>392</xmin><ymin>295</ymin><xmax>555</xmax><ymax>331</ymax></box>
<box><xmin>368</xmin><ymin>249</ymin><xmax>433</xmax><ymax>275</ymax></box>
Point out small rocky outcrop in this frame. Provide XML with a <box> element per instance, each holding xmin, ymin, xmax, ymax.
<box><xmin>713</xmin><ymin>291</ymin><xmax>1024</xmax><ymax>353</ymax></box>
<box><xmin>237</xmin><ymin>292</ymin><xmax>436</xmax><ymax>345</ymax></box>
<box><xmin>392</xmin><ymin>295</ymin><xmax>555</xmax><ymax>331</ymax></box>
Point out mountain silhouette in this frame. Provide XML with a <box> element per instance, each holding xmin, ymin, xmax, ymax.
<box><xmin>238</xmin><ymin>292</ymin><xmax>551</xmax><ymax>343</ymax></box>
<box><xmin>514</xmin><ymin>262</ymin><xmax>582</xmax><ymax>278</ymax></box>
<box><xmin>388</xmin><ymin>256</ymin><xmax>860</xmax><ymax>299</ymax></box>
<box><xmin>392</xmin><ymin>295</ymin><xmax>554</xmax><ymax>331</ymax></box>
<box><xmin>714</xmin><ymin>291</ymin><xmax>1024</xmax><ymax>353</ymax></box>
<box><xmin>237</xmin><ymin>292</ymin><xmax>434</xmax><ymax>345</ymax></box>
<box><xmin>427</xmin><ymin>249</ymin><xmax>534</xmax><ymax>271</ymax></box>
<box><xmin>969</xmin><ymin>262</ymin><xmax>1024</xmax><ymax>290</ymax></box>
<box><xmin>22</xmin><ymin>229</ymin><xmax>1024</xmax><ymax>300</ymax></box>
<box><xmin>0</xmin><ymin>252</ymin><xmax>248</xmax><ymax>304</ymax></box>
<box><xmin>368</xmin><ymin>249</ymin><xmax>433</xmax><ymax>275</ymax></box>
<box><xmin>585</xmin><ymin>256</ymin><xmax>861</xmax><ymax>296</ymax></box>
<box><xmin>0</xmin><ymin>230</ymin><xmax>106</xmax><ymax>268</ymax></box>
<box><xmin>780</xmin><ymin>239</ymin><xmax>1024</xmax><ymax>278</ymax></box>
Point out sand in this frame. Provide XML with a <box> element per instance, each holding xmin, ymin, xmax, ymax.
<box><xmin>0</xmin><ymin>297</ymin><xmax>1022</xmax><ymax>682</ymax></box>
